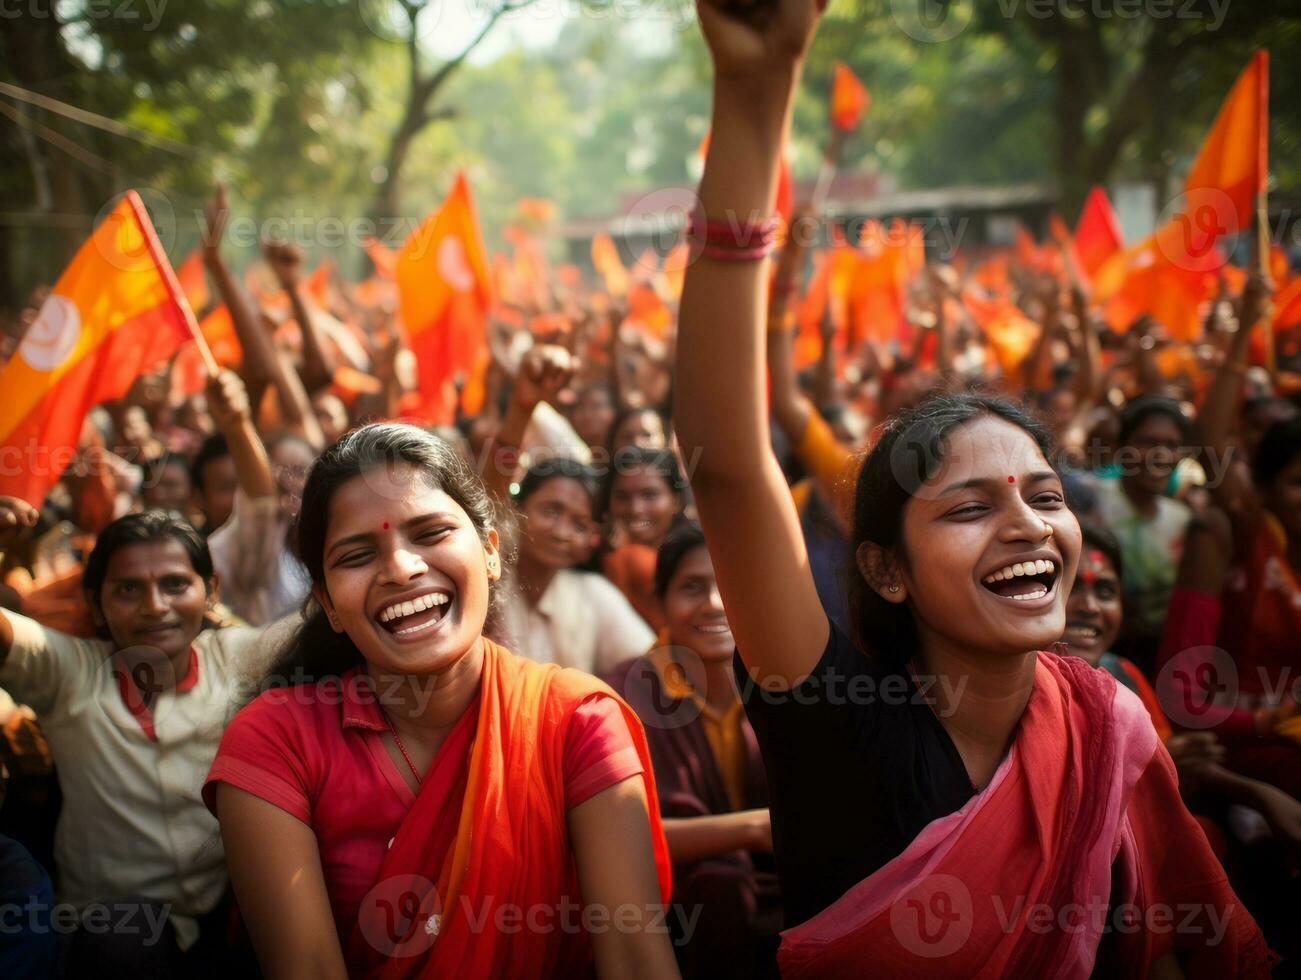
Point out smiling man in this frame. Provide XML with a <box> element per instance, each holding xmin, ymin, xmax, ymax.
<box><xmin>0</xmin><ymin>500</ymin><xmax>293</xmax><ymax>977</ymax></box>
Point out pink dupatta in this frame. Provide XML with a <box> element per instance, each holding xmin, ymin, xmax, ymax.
<box><xmin>779</xmin><ymin>651</ymin><xmax>1272</xmax><ymax>978</ymax></box>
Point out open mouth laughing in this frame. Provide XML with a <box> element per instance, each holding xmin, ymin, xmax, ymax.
<box><xmin>979</xmin><ymin>554</ymin><xmax>1061</xmax><ymax>605</ymax></box>
<box><xmin>375</xmin><ymin>589</ymin><xmax>453</xmax><ymax>639</ymax></box>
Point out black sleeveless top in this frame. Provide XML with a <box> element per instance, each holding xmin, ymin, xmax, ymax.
<box><xmin>734</xmin><ymin>623</ymin><xmax>975</xmax><ymax>926</ymax></box>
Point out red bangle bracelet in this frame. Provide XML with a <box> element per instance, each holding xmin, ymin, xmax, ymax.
<box><xmin>686</xmin><ymin>212</ymin><xmax>781</xmax><ymax>262</ymax></box>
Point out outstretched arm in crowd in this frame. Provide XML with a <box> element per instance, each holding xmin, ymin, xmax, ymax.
<box><xmin>207</xmin><ymin>369</ymin><xmax>277</xmax><ymax>502</ymax></box>
<box><xmin>478</xmin><ymin>344</ymin><xmax>576</xmax><ymax>503</ymax></box>
<box><xmin>766</xmin><ymin>229</ymin><xmax>855</xmax><ymax>508</ymax></box>
<box><xmin>0</xmin><ymin>497</ymin><xmax>41</xmax><ymax>664</ymax></box>
<box><xmin>662</xmin><ymin>809</ymin><xmax>771</xmax><ymax>865</ymax></box>
<box><xmin>264</xmin><ymin>239</ymin><xmax>337</xmax><ymax>396</ymax></box>
<box><xmin>674</xmin><ymin>0</ymin><xmax>828</xmax><ymax>689</ymax></box>
<box><xmin>1066</xmin><ymin>286</ymin><xmax>1102</xmax><ymax>408</ymax></box>
<box><xmin>201</xmin><ymin>184</ymin><xmax>325</xmax><ymax>450</ymax></box>
<box><xmin>1199</xmin><ymin>272</ymin><xmax>1269</xmax><ymax>517</ymax></box>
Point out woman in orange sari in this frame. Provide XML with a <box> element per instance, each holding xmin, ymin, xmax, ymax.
<box><xmin>673</xmin><ymin>1</ymin><xmax>1270</xmax><ymax>975</ymax></box>
<box><xmin>205</xmin><ymin>423</ymin><xmax>676</xmax><ymax>979</ymax></box>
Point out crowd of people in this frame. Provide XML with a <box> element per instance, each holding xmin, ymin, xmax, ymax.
<box><xmin>1</xmin><ymin>1</ymin><xmax>1299</xmax><ymax>977</ymax></box>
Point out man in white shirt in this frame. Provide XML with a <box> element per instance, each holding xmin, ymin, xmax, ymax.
<box><xmin>0</xmin><ymin>502</ymin><xmax>294</xmax><ymax>974</ymax></box>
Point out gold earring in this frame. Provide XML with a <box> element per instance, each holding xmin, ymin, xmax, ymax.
<box><xmin>888</xmin><ymin>585</ymin><xmax>900</xmax><ymax>593</ymax></box>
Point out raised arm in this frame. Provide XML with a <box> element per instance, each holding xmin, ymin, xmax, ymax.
<box><xmin>264</xmin><ymin>239</ymin><xmax>336</xmax><ymax>395</ymax></box>
<box><xmin>207</xmin><ymin>369</ymin><xmax>276</xmax><ymax>501</ymax></box>
<box><xmin>0</xmin><ymin>496</ymin><xmax>41</xmax><ymax>664</ymax></box>
<box><xmin>673</xmin><ymin>0</ymin><xmax>828</xmax><ymax>688</ymax></box>
<box><xmin>201</xmin><ymin>186</ymin><xmax>324</xmax><ymax>450</ymax></box>
<box><xmin>479</xmin><ymin>344</ymin><xmax>576</xmax><ymax>503</ymax></box>
<box><xmin>1198</xmin><ymin>272</ymin><xmax>1268</xmax><ymax>514</ymax></box>
<box><xmin>201</xmin><ymin>184</ymin><xmax>276</xmax><ymax>412</ymax></box>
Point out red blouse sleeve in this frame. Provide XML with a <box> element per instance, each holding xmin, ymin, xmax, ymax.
<box><xmin>563</xmin><ymin>694</ymin><xmax>644</xmax><ymax>810</ymax></box>
<box><xmin>203</xmin><ymin>689</ymin><xmax>320</xmax><ymax>824</ymax></box>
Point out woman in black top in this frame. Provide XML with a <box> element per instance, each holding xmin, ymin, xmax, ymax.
<box><xmin>672</xmin><ymin>1</ymin><xmax>1270</xmax><ymax>976</ymax></box>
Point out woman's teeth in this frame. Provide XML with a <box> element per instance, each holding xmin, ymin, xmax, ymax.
<box><xmin>378</xmin><ymin>593</ymin><xmax>449</xmax><ymax>624</ymax></box>
<box><xmin>982</xmin><ymin>559</ymin><xmax>1055</xmax><ymax>584</ymax></box>
<box><xmin>696</xmin><ymin>624</ymin><xmax>730</xmax><ymax>634</ymax></box>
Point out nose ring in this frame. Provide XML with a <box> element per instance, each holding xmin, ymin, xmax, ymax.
<box><xmin>1042</xmin><ymin>522</ymin><xmax>1053</xmax><ymax>537</ymax></box>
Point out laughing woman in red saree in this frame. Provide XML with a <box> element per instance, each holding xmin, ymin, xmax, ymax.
<box><xmin>204</xmin><ymin>423</ymin><xmax>676</xmax><ymax>979</ymax></box>
<box><xmin>672</xmin><ymin>1</ymin><xmax>1271</xmax><ymax>976</ymax></box>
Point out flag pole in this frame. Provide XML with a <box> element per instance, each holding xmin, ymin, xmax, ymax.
<box><xmin>1251</xmin><ymin>190</ymin><xmax>1275</xmax><ymax>375</ymax></box>
<box><xmin>124</xmin><ymin>190</ymin><xmax>222</xmax><ymax>379</ymax></box>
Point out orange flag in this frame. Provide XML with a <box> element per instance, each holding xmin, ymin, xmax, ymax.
<box><xmin>591</xmin><ymin>233</ymin><xmax>629</xmax><ymax>297</ymax></box>
<box><xmin>849</xmin><ymin>221</ymin><xmax>907</xmax><ymax>346</ymax></box>
<box><xmin>795</xmin><ymin>252</ymin><xmax>832</xmax><ymax>368</ymax></box>
<box><xmin>176</xmin><ymin>248</ymin><xmax>210</xmax><ymax>313</ymax></box>
<box><xmin>397</xmin><ymin>173</ymin><xmax>492</xmax><ymax>425</ymax></box>
<box><xmin>0</xmin><ymin>191</ymin><xmax>195</xmax><ymax>504</ymax></box>
<box><xmin>1091</xmin><ymin>51</ymin><xmax>1267</xmax><ymax>343</ymax></box>
<box><xmin>365</xmin><ymin>237</ymin><xmax>397</xmax><ymax>279</ymax></box>
<box><xmin>1073</xmin><ymin>187</ymin><xmax>1124</xmax><ymax>278</ymax></box>
<box><xmin>626</xmin><ymin>283</ymin><xmax>672</xmax><ymax>340</ymax></box>
<box><xmin>831</xmin><ymin>62</ymin><xmax>870</xmax><ymax>131</ymax></box>
<box><xmin>1183</xmin><ymin>50</ymin><xmax>1268</xmax><ymax>239</ymax></box>
<box><xmin>504</xmin><ymin>224</ymin><xmax>552</xmax><ymax>310</ymax></box>
<box><xmin>963</xmin><ymin>287</ymin><xmax>1040</xmax><ymax>375</ymax></box>
<box><xmin>1093</xmin><ymin>218</ymin><xmax>1220</xmax><ymax>340</ymax></box>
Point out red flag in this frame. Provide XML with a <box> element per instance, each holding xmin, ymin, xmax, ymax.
<box><xmin>396</xmin><ymin>173</ymin><xmax>493</xmax><ymax>424</ymax></box>
<box><xmin>1073</xmin><ymin>188</ymin><xmax>1124</xmax><ymax>278</ymax></box>
<box><xmin>1183</xmin><ymin>50</ymin><xmax>1268</xmax><ymax>239</ymax></box>
<box><xmin>830</xmin><ymin>62</ymin><xmax>870</xmax><ymax>131</ymax></box>
<box><xmin>0</xmin><ymin>192</ymin><xmax>194</xmax><ymax>504</ymax></box>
